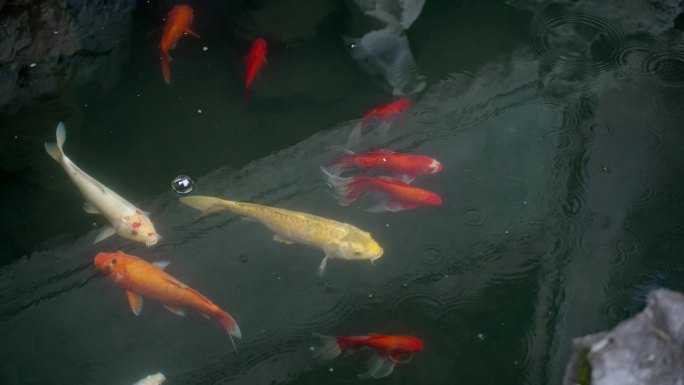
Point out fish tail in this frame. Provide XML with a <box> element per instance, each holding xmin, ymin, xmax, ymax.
<box><xmin>243</xmin><ymin>87</ymin><xmax>250</xmax><ymax>105</ymax></box>
<box><xmin>44</xmin><ymin>122</ymin><xmax>67</xmax><ymax>163</ymax></box>
<box><xmin>160</xmin><ymin>51</ymin><xmax>171</xmax><ymax>84</ymax></box>
<box><xmin>320</xmin><ymin>167</ymin><xmax>369</xmax><ymax>205</ymax></box>
<box><xmin>313</xmin><ymin>333</ymin><xmax>343</xmax><ymax>360</ymax></box>
<box><xmin>323</xmin><ymin>146</ymin><xmax>355</xmax><ymax>175</ymax></box>
<box><xmin>216</xmin><ymin>310</ymin><xmax>242</xmax><ymax>352</ymax></box>
<box><xmin>179</xmin><ymin>196</ymin><xmax>233</xmax><ymax>219</ymax></box>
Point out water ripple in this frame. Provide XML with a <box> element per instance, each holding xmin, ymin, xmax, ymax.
<box><xmin>419</xmin><ymin>245</ymin><xmax>445</xmax><ymax>266</ymax></box>
<box><xmin>641</xmin><ymin>47</ymin><xmax>684</xmax><ymax>89</ymax></box>
<box><xmin>531</xmin><ymin>12</ymin><xmax>626</xmax><ymax>75</ymax></box>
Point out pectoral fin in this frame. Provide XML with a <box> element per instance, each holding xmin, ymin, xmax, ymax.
<box><xmin>185</xmin><ymin>28</ymin><xmax>200</xmax><ymax>39</ymax></box>
<box><xmin>126</xmin><ymin>291</ymin><xmax>143</xmax><ymax>316</ymax></box>
<box><xmin>153</xmin><ymin>261</ymin><xmax>170</xmax><ymax>270</ymax></box>
<box><xmin>93</xmin><ymin>226</ymin><xmax>116</xmax><ymax>244</ymax></box>
<box><xmin>273</xmin><ymin>234</ymin><xmax>295</xmax><ymax>245</ymax></box>
<box><xmin>317</xmin><ymin>255</ymin><xmax>329</xmax><ymax>276</ymax></box>
<box><xmin>164</xmin><ymin>305</ymin><xmax>186</xmax><ymax>316</ymax></box>
<box><xmin>82</xmin><ymin>202</ymin><xmax>99</xmax><ymax>214</ymax></box>
<box><xmin>359</xmin><ymin>354</ymin><xmax>396</xmax><ymax>379</ymax></box>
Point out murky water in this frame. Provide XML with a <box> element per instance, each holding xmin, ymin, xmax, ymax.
<box><xmin>2</xmin><ymin>0</ymin><xmax>684</xmax><ymax>384</ymax></box>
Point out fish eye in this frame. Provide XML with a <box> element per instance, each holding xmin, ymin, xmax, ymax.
<box><xmin>353</xmin><ymin>249</ymin><xmax>362</xmax><ymax>255</ymax></box>
<box><xmin>111</xmin><ymin>259</ymin><xmax>117</xmax><ymax>265</ymax></box>
<box><xmin>348</xmin><ymin>42</ymin><xmax>357</xmax><ymax>50</ymax></box>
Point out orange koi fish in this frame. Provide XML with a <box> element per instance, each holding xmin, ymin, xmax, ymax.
<box><xmin>322</xmin><ymin>169</ymin><xmax>442</xmax><ymax>212</ymax></box>
<box><xmin>315</xmin><ymin>334</ymin><xmax>424</xmax><ymax>379</ymax></box>
<box><xmin>323</xmin><ymin>146</ymin><xmax>442</xmax><ymax>180</ymax></box>
<box><xmin>160</xmin><ymin>5</ymin><xmax>199</xmax><ymax>84</ymax></box>
<box><xmin>244</xmin><ymin>38</ymin><xmax>267</xmax><ymax>104</ymax></box>
<box><xmin>94</xmin><ymin>251</ymin><xmax>241</xmax><ymax>349</ymax></box>
<box><xmin>361</xmin><ymin>98</ymin><xmax>412</xmax><ymax>127</ymax></box>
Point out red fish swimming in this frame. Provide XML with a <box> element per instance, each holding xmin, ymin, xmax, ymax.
<box><xmin>324</xmin><ymin>146</ymin><xmax>442</xmax><ymax>180</ymax></box>
<box><xmin>160</xmin><ymin>5</ymin><xmax>200</xmax><ymax>84</ymax></box>
<box><xmin>315</xmin><ymin>334</ymin><xmax>424</xmax><ymax>379</ymax></box>
<box><xmin>244</xmin><ymin>38</ymin><xmax>267</xmax><ymax>104</ymax></box>
<box><xmin>322</xmin><ymin>169</ymin><xmax>442</xmax><ymax>212</ymax></box>
<box><xmin>361</xmin><ymin>98</ymin><xmax>412</xmax><ymax>127</ymax></box>
<box><xmin>94</xmin><ymin>251</ymin><xmax>241</xmax><ymax>349</ymax></box>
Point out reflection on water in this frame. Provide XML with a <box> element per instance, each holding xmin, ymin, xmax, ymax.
<box><xmin>2</xmin><ymin>0</ymin><xmax>684</xmax><ymax>384</ymax></box>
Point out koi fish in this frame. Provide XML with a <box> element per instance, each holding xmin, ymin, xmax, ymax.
<box><xmin>94</xmin><ymin>252</ymin><xmax>241</xmax><ymax>349</ymax></box>
<box><xmin>179</xmin><ymin>196</ymin><xmax>383</xmax><ymax>275</ymax></box>
<box><xmin>322</xmin><ymin>168</ymin><xmax>442</xmax><ymax>212</ymax></box>
<box><xmin>348</xmin><ymin>99</ymin><xmax>411</xmax><ymax>146</ymax></box>
<box><xmin>324</xmin><ymin>146</ymin><xmax>442</xmax><ymax>179</ymax></box>
<box><xmin>44</xmin><ymin>123</ymin><xmax>160</xmax><ymax>246</ymax></box>
<box><xmin>160</xmin><ymin>5</ymin><xmax>200</xmax><ymax>84</ymax></box>
<box><xmin>315</xmin><ymin>334</ymin><xmax>424</xmax><ymax>379</ymax></box>
<box><xmin>132</xmin><ymin>373</ymin><xmax>166</xmax><ymax>385</ymax></box>
<box><xmin>244</xmin><ymin>38</ymin><xmax>267</xmax><ymax>104</ymax></box>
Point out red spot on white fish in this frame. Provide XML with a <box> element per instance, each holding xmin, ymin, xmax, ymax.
<box><xmin>132</xmin><ymin>222</ymin><xmax>142</xmax><ymax>229</ymax></box>
<box><xmin>147</xmin><ymin>232</ymin><xmax>155</xmax><ymax>237</ymax></box>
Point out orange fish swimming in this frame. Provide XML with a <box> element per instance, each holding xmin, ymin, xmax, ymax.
<box><xmin>323</xmin><ymin>146</ymin><xmax>442</xmax><ymax>180</ymax></box>
<box><xmin>94</xmin><ymin>251</ymin><xmax>241</xmax><ymax>349</ymax></box>
<box><xmin>361</xmin><ymin>98</ymin><xmax>412</xmax><ymax>127</ymax></box>
<box><xmin>322</xmin><ymin>169</ymin><xmax>442</xmax><ymax>212</ymax></box>
<box><xmin>160</xmin><ymin>5</ymin><xmax>200</xmax><ymax>84</ymax></box>
<box><xmin>244</xmin><ymin>38</ymin><xmax>267</xmax><ymax>104</ymax></box>
<box><xmin>315</xmin><ymin>334</ymin><xmax>424</xmax><ymax>379</ymax></box>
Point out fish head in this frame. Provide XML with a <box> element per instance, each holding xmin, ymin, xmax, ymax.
<box><xmin>426</xmin><ymin>158</ymin><xmax>443</xmax><ymax>174</ymax></box>
<box><xmin>121</xmin><ymin>211</ymin><xmax>160</xmax><ymax>247</ymax></box>
<box><xmin>333</xmin><ymin>230</ymin><xmax>384</xmax><ymax>263</ymax></box>
<box><xmin>94</xmin><ymin>251</ymin><xmax>128</xmax><ymax>275</ymax></box>
<box><xmin>134</xmin><ymin>373</ymin><xmax>166</xmax><ymax>385</ymax></box>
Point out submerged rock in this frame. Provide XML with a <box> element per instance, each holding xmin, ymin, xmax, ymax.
<box><xmin>563</xmin><ymin>288</ymin><xmax>684</xmax><ymax>385</ymax></box>
<box><xmin>0</xmin><ymin>0</ymin><xmax>137</xmax><ymax>113</ymax></box>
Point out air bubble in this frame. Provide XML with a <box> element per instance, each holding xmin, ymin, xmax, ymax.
<box><xmin>171</xmin><ymin>175</ymin><xmax>194</xmax><ymax>194</ymax></box>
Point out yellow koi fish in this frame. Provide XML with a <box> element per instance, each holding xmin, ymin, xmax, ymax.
<box><xmin>45</xmin><ymin>122</ymin><xmax>160</xmax><ymax>246</ymax></box>
<box><xmin>180</xmin><ymin>196</ymin><xmax>383</xmax><ymax>275</ymax></box>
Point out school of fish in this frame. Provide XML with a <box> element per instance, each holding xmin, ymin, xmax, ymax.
<box><xmin>42</xmin><ymin>2</ymin><xmax>437</xmax><ymax>383</ymax></box>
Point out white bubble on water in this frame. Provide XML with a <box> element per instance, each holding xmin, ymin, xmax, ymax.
<box><xmin>171</xmin><ymin>175</ymin><xmax>194</xmax><ymax>194</ymax></box>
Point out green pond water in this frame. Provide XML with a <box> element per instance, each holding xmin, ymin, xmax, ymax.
<box><xmin>2</xmin><ymin>0</ymin><xmax>684</xmax><ymax>384</ymax></box>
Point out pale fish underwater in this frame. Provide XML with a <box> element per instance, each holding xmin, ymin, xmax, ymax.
<box><xmin>179</xmin><ymin>196</ymin><xmax>384</xmax><ymax>275</ymax></box>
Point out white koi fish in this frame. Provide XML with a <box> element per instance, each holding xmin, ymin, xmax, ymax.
<box><xmin>44</xmin><ymin>122</ymin><xmax>160</xmax><ymax>246</ymax></box>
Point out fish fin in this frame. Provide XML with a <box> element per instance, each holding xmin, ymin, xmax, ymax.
<box><xmin>44</xmin><ymin>122</ymin><xmax>67</xmax><ymax>162</ymax></box>
<box><xmin>330</xmin><ymin>145</ymin><xmax>355</xmax><ymax>155</ymax></box>
<box><xmin>160</xmin><ymin>51</ymin><xmax>171</xmax><ymax>84</ymax></box>
<box><xmin>216</xmin><ymin>310</ymin><xmax>242</xmax><ymax>352</ymax></box>
<box><xmin>316</xmin><ymin>255</ymin><xmax>329</xmax><ymax>276</ymax></box>
<box><xmin>365</xmin><ymin>8</ymin><xmax>400</xmax><ymax>27</ymax></box>
<box><xmin>359</xmin><ymin>354</ymin><xmax>396</xmax><ymax>379</ymax></box>
<box><xmin>377</xmin><ymin>175</ymin><xmax>411</xmax><ymax>185</ymax></box>
<box><xmin>82</xmin><ymin>202</ymin><xmax>99</xmax><ymax>214</ymax></box>
<box><xmin>367</xmin><ymin>199</ymin><xmax>418</xmax><ymax>212</ymax></box>
<box><xmin>273</xmin><ymin>234</ymin><xmax>295</xmax><ymax>245</ymax></box>
<box><xmin>93</xmin><ymin>226</ymin><xmax>116</xmax><ymax>244</ymax></box>
<box><xmin>180</xmin><ymin>196</ymin><xmax>230</xmax><ymax>218</ymax></box>
<box><xmin>346</xmin><ymin>121</ymin><xmax>363</xmax><ymax>148</ymax></box>
<box><xmin>164</xmin><ymin>305</ymin><xmax>186</xmax><ymax>316</ymax></box>
<box><xmin>126</xmin><ymin>291</ymin><xmax>144</xmax><ymax>316</ymax></box>
<box><xmin>320</xmin><ymin>167</ymin><xmax>368</xmax><ymax>205</ymax></box>
<box><xmin>397</xmin><ymin>174</ymin><xmax>415</xmax><ymax>184</ymax></box>
<box><xmin>378</xmin><ymin>120</ymin><xmax>392</xmax><ymax>138</ymax></box>
<box><xmin>200</xmin><ymin>313</ymin><xmax>211</xmax><ymax>320</ymax></box>
<box><xmin>185</xmin><ymin>28</ymin><xmax>200</xmax><ymax>39</ymax></box>
<box><xmin>153</xmin><ymin>260</ymin><xmax>170</xmax><ymax>270</ymax></box>
<box><xmin>241</xmin><ymin>216</ymin><xmax>256</xmax><ymax>222</ymax></box>
<box><xmin>313</xmin><ymin>334</ymin><xmax>342</xmax><ymax>360</ymax></box>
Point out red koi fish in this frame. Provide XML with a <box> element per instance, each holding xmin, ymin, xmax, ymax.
<box><xmin>160</xmin><ymin>5</ymin><xmax>200</xmax><ymax>84</ymax></box>
<box><xmin>348</xmin><ymin>98</ymin><xmax>412</xmax><ymax>146</ymax></box>
<box><xmin>244</xmin><ymin>38</ymin><xmax>267</xmax><ymax>104</ymax></box>
<box><xmin>324</xmin><ymin>146</ymin><xmax>442</xmax><ymax>179</ymax></box>
<box><xmin>361</xmin><ymin>98</ymin><xmax>412</xmax><ymax>127</ymax></box>
<box><xmin>315</xmin><ymin>334</ymin><xmax>424</xmax><ymax>379</ymax></box>
<box><xmin>322</xmin><ymin>168</ymin><xmax>442</xmax><ymax>212</ymax></box>
<box><xmin>94</xmin><ymin>251</ymin><xmax>241</xmax><ymax>350</ymax></box>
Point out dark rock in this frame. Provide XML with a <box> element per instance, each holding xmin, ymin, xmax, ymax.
<box><xmin>563</xmin><ymin>289</ymin><xmax>684</xmax><ymax>385</ymax></box>
<box><xmin>0</xmin><ymin>0</ymin><xmax>137</xmax><ymax>113</ymax></box>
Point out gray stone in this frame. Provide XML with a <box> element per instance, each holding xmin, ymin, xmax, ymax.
<box><xmin>564</xmin><ymin>289</ymin><xmax>684</xmax><ymax>385</ymax></box>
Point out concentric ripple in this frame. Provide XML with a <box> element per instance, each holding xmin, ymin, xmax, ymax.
<box><xmin>419</xmin><ymin>245</ymin><xmax>445</xmax><ymax>266</ymax></box>
<box><xmin>388</xmin><ymin>289</ymin><xmax>446</xmax><ymax>319</ymax></box>
<box><xmin>531</xmin><ymin>12</ymin><xmax>626</xmax><ymax>75</ymax></box>
<box><xmin>641</xmin><ymin>48</ymin><xmax>684</xmax><ymax>89</ymax></box>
